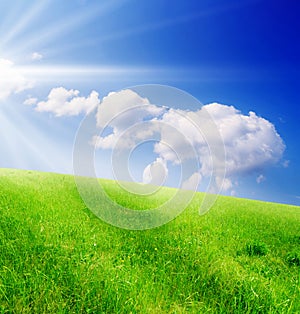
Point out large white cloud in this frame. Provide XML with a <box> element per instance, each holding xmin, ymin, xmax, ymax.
<box><xmin>93</xmin><ymin>91</ymin><xmax>285</xmax><ymax>191</ymax></box>
<box><xmin>204</xmin><ymin>103</ymin><xmax>285</xmax><ymax>176</ymax></box>
<box><xmin>34</xmin><ymin>87</ymin><xmax>100</xmax><ymax>116</ymax></box>
<box><xmin>0</xmin><ymin>58</ymin><xmax>33</xmax><ymax>100</ymax></box>
<box><xmin>154</xmin><ymin>103</ymin><xmax>285</xmax><ymax>173</ymax></box>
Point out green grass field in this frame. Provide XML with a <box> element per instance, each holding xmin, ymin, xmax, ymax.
<box><xmin>0</xmin><ymin>168</ymin><xmax>299</xmax><ymax>313</ymax></box>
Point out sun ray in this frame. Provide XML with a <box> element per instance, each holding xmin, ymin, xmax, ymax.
<box><xmin>0</xmin><ymin>104</ymin><xmax>68</xmax><ymax>172</ymax></box>
<box><xmin>1</xmin><ymin>0</ymin><xmax>51</xmax><ymax>49</ymax></box>
<box><xmin>7</xmin><ymin>0</ymin><xmax>129</xmax><ymax>59</ymax></box>
<box><xmin>16</xmin><ymin>64</ymin><xmax>167</xmax><ymax>84</ymax></box>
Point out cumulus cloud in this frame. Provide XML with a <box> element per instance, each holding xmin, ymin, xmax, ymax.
<box><xmin>0</xmin><ymin>58</ymin><xmax>33</xmax><ymax>100</ymax></box>
<box><xmin>93</xmin><ymin>90</ymin><xmax>285</xmax><ymax>189</ymax></box>
<box><xmin>182</xmin><ymin>172</ymin><xmax>202</xmax><ymax>190</ymax></box>
<box><xmin>31</xmin><ymin>52</ymin><xmax>43</xmax><ymax>61</ymax></box>
<box><xmin>154</xmin><ymin>103</ymin><xmax>284</xmax><ymax>179</ymax></box>
<box><xmin>34</xmin><ymin>87</ymin><xmax>100</xmax><ymax>116</ymax></box>
<box><xmin>143</xmin><ymin>158</ymin><xmax>168</xmax><ymax>186</ymax></box>
<box><xmin>162</xmin><ymin>103</ymin><xmax>284</xmax><ymax>186</ymax></box>
<box><xmin>204</xmin><ymin>103</ymin><xmax>285</xmax><ymax>176</ymax></box>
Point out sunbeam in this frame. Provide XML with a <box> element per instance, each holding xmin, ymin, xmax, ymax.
<box><xmin>6</xmin><ymin>0</ymin><xmax>129</xmax><ymax>59</ymax></box>
<box><xmin>0</xmin><ymin>103</ymin><xmax>70</xmax><ymax>172</ymax></box>
<box><xmin>1</xmin><ymin>0</ymin><xmax>51</xmax><ymax>49</ymax></box>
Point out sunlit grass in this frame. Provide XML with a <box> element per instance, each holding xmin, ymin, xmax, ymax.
<box><xmin>0</xmin><ymin>168</ymin><xmax>299</xmax><ymax>313</ymax></box>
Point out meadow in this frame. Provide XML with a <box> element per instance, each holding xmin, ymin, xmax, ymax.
<box><xmin>0</xmin><ymin>168</ymin><xmax>299</xmax><ymax>313</ymax></box>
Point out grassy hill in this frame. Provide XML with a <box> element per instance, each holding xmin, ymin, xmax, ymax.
<box><xmin>0</xmin><ymin>168</ymin><xmax>299</xmax><ymax>313</ymax></box>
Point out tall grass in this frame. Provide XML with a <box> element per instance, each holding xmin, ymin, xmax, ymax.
<box><xmin>0</xmin><ymin>168</ymin><xmax>299</xmax><ymax>313</ymax></box>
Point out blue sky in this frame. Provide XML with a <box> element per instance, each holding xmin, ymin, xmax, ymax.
<box><xmin>0</xmin><ymin>0</ymin><xmax>299</xmax><ymax>206</ymax></box>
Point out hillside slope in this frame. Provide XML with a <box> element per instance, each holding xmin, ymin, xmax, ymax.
<box><xmin>0</xmin><ymin>168</ymin><xmax>299</xmax><ymax>313</ymax></box>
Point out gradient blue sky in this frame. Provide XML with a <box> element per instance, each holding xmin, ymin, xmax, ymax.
<box><xmin>0</xmin><ymin>0</ymin><xmax>299</xmax><ymax>205</ymax></box>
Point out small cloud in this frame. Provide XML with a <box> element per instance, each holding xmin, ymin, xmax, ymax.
<box><xmin>24</xmin><ymin>97</ymin><xmax>38</xmax><ymax>106</ymax></box>
<box><xmin>31</xmin><ymin>52</ymin><xmax>43</xmax><ymax>61</ymax></box>
<box><xmin>0</xmin><ymin>58</ymin><xmax>33</xmax><ymax>100</ymax></box>
<box><xmin>219</xmin><ymin>177</ymin><xmax>233</xmax><ymax>191</ymax></box>
<box><xmin>256</xmin><ymin>174</ymin><xmax>266</xmax><ymax>184</ymax></box>
<box><xmin>182</xmin><ymin>172</ymin><xmax>201</xmax><ymax>190</ymax></box>
<box><xmin>282</xmin><ymin>160</ymin><xmax>290</xmax><ymax>168</ymax></box>
<box><xmin>143</xmin><ymin>158</ymin><xmax>168</xmax><ymax>186</ymax></box>
<box><xmin>34</xmin><ymin>87</ymin><xmax>100</xmax><ymax>116</ymax></box>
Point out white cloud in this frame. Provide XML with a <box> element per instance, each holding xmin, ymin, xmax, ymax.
<box><xmin>143</xmin><ymin>158</ymin><xmax>168</xmax><ymax>186</ymax></box>
<box><xmin>203</xmin><ymin>103</ymin><xmax>285</xmax><ymax>176</ymax></box>
<box><xmin>93</xmin><ymin>90</ymin><xmax>285</xmax><ymax>189</ymax></box>
<box><xmin>154</xmin><ymin>103</ymin><xmax>285</xmax><ymax>180</ymax></box>
<box><xmin>96</xmin><ymin>89</ymin><xmax>164</xmax><ymax>129</ymax></box>
<box><xmin>216</xmin><ymin>176</ymin><xmax>233</xmax><ymax>191</ymax></box>
<box><xmin>256</xmin><ymin>174</ymin><xmax>266</xmax><ymax>184</ymax></box>
<box><xmin>34</xmin><ymin>87</ymin><xmax>99</xmax><ymax>116</ymax></box>
<box><xmin>31</xmin><ymin>52</ymin><xmax>43</xmax><ymax>61</ymax></box>
<box><xmin>94</xmin><ymin>89</ymin><xmax>165</xmax><ymax>149</ymax></box>
<box><xmin>182</xmin><ymin>172</ymin><xmax>201</xmax><ymax>190</ymax></box>
<box><xmin>92</xmin><ymin>133</ymin><xmax>117</xmax><ymax>150</ymax></box>
<box><xmin>153</xmin><ymin>108</ymin><xmax>206</xmax><ymax>164</ymax></box>
<box><xmin>92</xmin><ymin>122</ymin><xmax>159</xmax><ymax>151</ymax></box>
<box><xmin>0</xmin><ymin>58</ymin><xmax>33</xmax><ymax>100</ymax></box>
<box><xmin>23</xmin><ymin>97</ymin><xmax>38</xmax><ymax>106</ymax></box>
